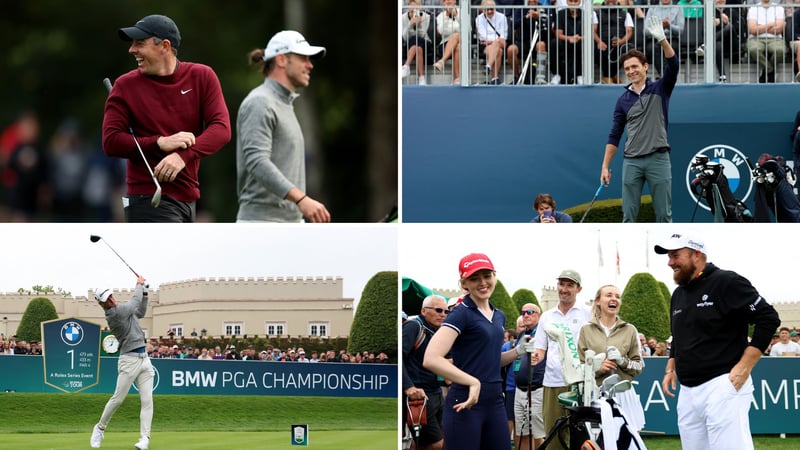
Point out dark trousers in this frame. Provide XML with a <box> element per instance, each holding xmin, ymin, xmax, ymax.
<box><xmin>550</xmin><ymin>40</ymin><xmax>582</xmax><ymax>84</ymax></box>
<box><xmin>124</xmin><ymin>194</ymin><xmax>195</xmax><ymax>223</ymax></box>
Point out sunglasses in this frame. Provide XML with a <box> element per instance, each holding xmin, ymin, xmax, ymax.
<box><xmin>424</xmin><ymin>307</ymin><xmax>449</xmax><ymax>314</ymax></box>
<box><xmin>521</xmin><ymin>310</ymin><xmax>539</xmax><ymax>316</ymax></box>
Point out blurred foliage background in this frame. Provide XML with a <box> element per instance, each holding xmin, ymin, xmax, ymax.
<box><xmin>0</xmin><ymin>0</ymin><xmax>397</xmax><ymax>222</ymax></box>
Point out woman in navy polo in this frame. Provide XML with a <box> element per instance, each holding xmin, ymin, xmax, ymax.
<box><xmin>424</xmin><ymin>253</ymin><xmax>534</xmax><ymax>450</ymax></box>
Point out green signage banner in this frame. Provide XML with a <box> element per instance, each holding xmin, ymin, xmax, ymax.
<box><xmin>41</xmin><ymin>317</ymin><xmax>101</xmax><ymax>393</ymax></box>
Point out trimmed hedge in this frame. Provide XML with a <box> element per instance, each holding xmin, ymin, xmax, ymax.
<box><xmin>564</xmin><ymin>195</ymin><xmax>656</xmax><ymax>223</ymax></box>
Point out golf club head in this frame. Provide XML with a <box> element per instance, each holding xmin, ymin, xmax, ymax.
<box><xmin>600</xmin><ymin>374</ymin><xmax>621</xmax><ymax>393</ymax></box>
<box><xmin>151</xmin><ymin>185</ymin><xmax>162</xmax><ymax>208</ymax></box>
<box><xmin>89</xmin><ymin>235</ymin><xmax>101</xmax><ymax>243</ymax></box>
<box><xmin>608</xmin><ymin>380</ymin><xmax>632</xmax><ymax>398</ymax></box>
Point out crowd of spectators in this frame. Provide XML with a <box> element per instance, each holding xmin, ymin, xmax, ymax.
<box><xmin>0</xmin><ymin>112</ymin><xmax>127</xmax><ymax>222</ymax></box>
<box><xmin>403</xmin><ymin>0</ymin><xmax>800</xmax><ymax>85</ymax></box>
<box><xmin>0</xmin><ymin>333</ymin><xmax>391</xmax><ymax>363</ymax></box>
<box><xmin>633</xmin><ymin>325</ymin><xmax>800</xmax><ymax>358</ymax></box>
<box><xmin>0</xmin><ymin>336</ymin><xmax>41</xmax><ymax>355</ymax></box>
<box><xmin>144</xmin><ymin>339</ymin><xmax>391</xmax><ymax>364</ymax></box>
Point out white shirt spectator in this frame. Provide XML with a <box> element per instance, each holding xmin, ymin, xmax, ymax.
<box><xmin>402</xmin><ymin>10</ymin><xmax>433</xmax><ymax>42</ymax></box>
<box><xmin>533</xmin><ymin>304</ymin><xmax>592</xmax><ymax>387</ymax></box>
<box><xmin>476</xmin><ymin>10</ymin><xmax>510</xmax><ymax>43</ymax></box>
<box><xmin>436</xmin><ymin>8</ymin><xmax>460</xmax><ymax>44</ymax></box>
<box><xmin>770</xmin><ymin>340</ymin><xmax>800</xmax><ymax>356</ymax></box>
<box><xmin>748</xmin><ymin>3</ymin><xmax>785</xmax><ymax>38</ymax></box>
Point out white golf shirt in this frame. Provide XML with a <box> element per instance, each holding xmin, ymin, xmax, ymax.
<box><xmin>533</xmin><ymin>303</ymin><xmax>592</xmax><ymax>387</ymax></box>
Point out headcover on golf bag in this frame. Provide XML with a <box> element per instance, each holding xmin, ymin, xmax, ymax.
<box><xmin>543</xmin><ymin>323</ymin><xmax>605</xmax><ymax>406</ymax></box>
<box><xmin>690</xmin><ymin>155</ymin><xmax>752</xmax><ymax>222</ymax></box>
<box><xmin>751</xmin><ymin>153</ymin><xmax>800</xmax><ymax>222</ymax></box>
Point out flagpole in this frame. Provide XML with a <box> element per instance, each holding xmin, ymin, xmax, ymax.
<box><xmin>597</xmin><ymin>228</ymin><xmax>603</xmax><ymax>290</ymax></box>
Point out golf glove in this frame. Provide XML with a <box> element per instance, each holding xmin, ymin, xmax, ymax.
<box><xmin>606</xmin><ymin>346</ymin><xmax>628</xmax><ymax>368</ymax></box>
<box><xmin>515</xmin><ymin>334</ymin><xmax>537</xmax><ymax>356</ymax></box>
<box><xmin>647</xmin><ymin>16</ymin><xmax>666</xmax><ymax>42</ymax></box>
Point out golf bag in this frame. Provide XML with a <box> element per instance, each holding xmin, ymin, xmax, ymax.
<box><xmin>540</xmin><ymin>398</ymin><xmax>644</xmax><ymax>450</ymax></box>
<box><xmin>690</xmin><ymin>155</ymin><xmax>752</xmax><ymax>222</ymax></box>
<box><xmin>539</xmin><ymin>323</ymin><xmax>647</xmax><ymax>450</ymax></box>
<box><xmin>751</xmin><ymin>153</ymin><xmax>800</xmax><ymax>222</ymax></box>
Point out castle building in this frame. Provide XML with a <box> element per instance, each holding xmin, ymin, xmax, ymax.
<box><xmin>0</xmin><ymin>276</ymin><xmax>354</xmax><ymax>339</ymax></box>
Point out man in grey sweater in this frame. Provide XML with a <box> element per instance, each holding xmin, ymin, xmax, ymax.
<box><xmin>90</xmin><ymin>276</ymin><xmax>153</xmax><ymax>450</ymax></box>
<box><xmin>236</xmin><ymin>30</ymin><xmax>331</xmax><ymax>222</ymax></box>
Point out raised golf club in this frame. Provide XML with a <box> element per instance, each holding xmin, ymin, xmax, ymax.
<box><xmin>103</xmin><ymin>77</ymin><xmax>162</xmax><ymax>208</ymax></box>
<box><xmin>89</xmin><ymin>234</ymin><xmax>140</xmax><ymax>278</ymax></box>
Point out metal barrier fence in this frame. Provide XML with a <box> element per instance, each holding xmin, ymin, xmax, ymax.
<box><xmin>401</xmin><ymin>1</ymin><xmax>800</xmax><ymax>86</ymax></box>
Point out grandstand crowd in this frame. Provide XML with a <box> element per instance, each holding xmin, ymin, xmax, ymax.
<box><xmin>0</xmin><ymin>334</ymin><xmax>391</xmax><ymax>364</ymax></box>
<box><xmin>402</xmin><ymin>0</ymin><xmax>800</xmax><ymax>85</ymax></box>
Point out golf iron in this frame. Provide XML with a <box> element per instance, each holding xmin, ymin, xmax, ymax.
<box><xmin>103</xmin><ymin>77</ymin><xmax>162</xmax><ymax>208</ymax></box>
<box><xmin>579</xmin><ymin>182</ymin><xmax>607</xmax><ymax>223</ymax></box>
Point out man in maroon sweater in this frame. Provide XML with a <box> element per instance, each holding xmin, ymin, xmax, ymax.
<box><xmin>103</xmin><ymin>15</ymin><xmax>230</xmax><ymax>222</ymax></box>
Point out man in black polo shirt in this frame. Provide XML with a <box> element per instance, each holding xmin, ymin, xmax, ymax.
<box><xmin>655</xmin><ymin>233</ymin><xmax>780</xmax><ymax>450</ymax></box>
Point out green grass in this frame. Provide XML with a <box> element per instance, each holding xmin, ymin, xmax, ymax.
<box><xmin>1</xmin><ymin>431</ymin><xmax>395</xmax><ymax>450</ymax></box>
<box><xmin>641</xmin><ymin>436</ymin><xmax>800</xmax><ymax>450</ymax></box>
<box><xmin>0</xmin><ymin>393</ymin><xmax>397</xmax><ymax>449</ymax></box>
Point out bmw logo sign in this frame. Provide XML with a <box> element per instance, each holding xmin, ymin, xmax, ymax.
<box><xmin>60</xmin><ymin>321</ymin><xmax>84</xmax><ymax>346</ymax></box>
<box><xmin>685</xmin><ymin>144</ymin><xmax>753</xmax><ymax>211</ymax></box>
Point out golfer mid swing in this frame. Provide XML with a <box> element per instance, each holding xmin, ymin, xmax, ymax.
<box><xmin>90</xmin><ymin>275</ymin><xmax>154</xmax><ymax>450</ymax></box>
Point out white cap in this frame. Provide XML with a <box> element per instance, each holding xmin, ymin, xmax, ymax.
<box><xmin>654</xmin><ymin>233</ymin><xmax>706</xmax><ymax>255</ymax></box>
<box><xmin>263</xmin><ymin>30</ymin><xmax>326</xmax><ymax>61</ymax></box>
<box><xmin>447</xmin><ymin>296</ymin><xmax>462</xmax><ymax>308</ymax></box>
<box><xmin>95</xmin><ymin>288</ymin><xmax>113</xmax><ymax>303</ymax></box>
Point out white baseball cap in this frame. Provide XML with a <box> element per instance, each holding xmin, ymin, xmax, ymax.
<box><xmin>95</xmin><ymin>288</ymin><xmax>113</xmax><ymax>303</ymax></box>
<box><xmin>654</xmin><ymin>233</ymin><xmax>706</xmax><ymax>255</ymax></box>
<box><xmin>263</xmin><ymin>30</ymin><xmax>326</xmax><ymax>61</ymax></box>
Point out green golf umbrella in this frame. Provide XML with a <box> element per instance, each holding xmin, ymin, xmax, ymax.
<box><xmin>402</xmin><ymin>277</ymin><xmax>450</xmax><ymax>316</ymax></box>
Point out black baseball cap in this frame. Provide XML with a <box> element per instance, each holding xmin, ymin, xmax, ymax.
<box><xmin>119</xmin><ymin>15</ymin><xmax>181</xmax><ymax>48</ymax></box>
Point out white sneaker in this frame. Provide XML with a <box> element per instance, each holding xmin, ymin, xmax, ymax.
<box><xmin>550</xmin><ymin>74</ymin><xmax>561</xmax><ymax>85</ymax></box>
<box><xmin>576</xmin><ymin>76</ymin><xmax>584</xmax><ymax>85</ymax></box>
<box><xmin>134</xmin><ymin>436</ymin><xmax>149</xmax><ymax>450</ymax></box>
<box><xmin>535</xmin><ymin>74</ymin><xmax>547</xmax><ymax>85</ymax></box>
<box><xmin>418</xmin><ymin>77</ymin><xmax>427</xmax><ymax>85</ymax></box>
<box><xmin>795</xmin><ymin>71</ymin><xmax>800</xmax><ymax>82</ymax></box>
<box><xmin>695</xmin><ymin>44</ymin><xmax>705</xmax><ymax>57</ymax></box>
<box><xmin>90</xmin><ymin>424</ymin><xmax>104</xmax><ymax>448</ymax></box>
<box><xmin>401</xmin><ymin>65</ymin><xmax>410</xmax><ymax>78</ymax></box>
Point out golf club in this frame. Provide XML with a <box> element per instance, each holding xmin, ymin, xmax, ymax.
<box><xmin>89</xmin><ymin>234</ymin><xmax>140</xmax><ymax>278</ymax></box>
<box><xmin>103</xmin><ymin>77</ymin><xmax>162</xmax><ymax>208</ymax></box>
<box><xmin>579</xmin><ymin>182</ymin><xmax>607</xmax><ymax>223</ymax></box>
<box><xmin>517</xmin><ymin>24</ymin><xmax>539</xmax><ymax>85</ymax></box>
